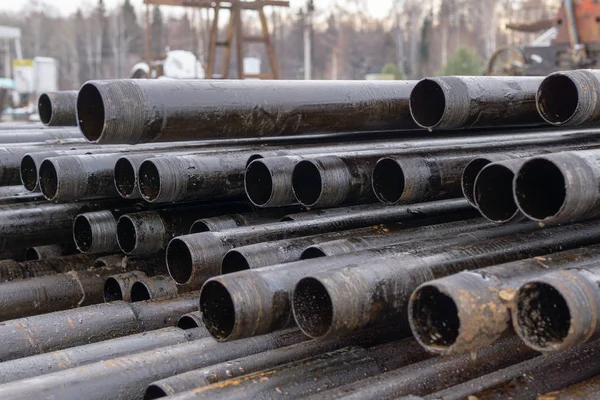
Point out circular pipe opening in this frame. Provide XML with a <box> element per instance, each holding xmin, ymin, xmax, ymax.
<box><xmin>144</xmin><ymin>385</ymin><xmax>169</xmax><ymax>400</ymax></box>
<box><xmin>77</xmin><ymin>83</ymin><xmax>105</xmax><ymax>141</ymax></box>
<box><xmin>117</xmin><ymin>216</ymin><xmax>137</xmax><ymax>254</ymax></box>
<box><xmin>199</xmin><ymin>281</ymin><xmax>235</xmax><ymax>339</ymax></box>
<box><xmin>515</xmin><ymin>282</ymin><xmax>571</xmax><ymax>349</ymax></box>
<box><xmin>39</xmin><ymin>159</ymin><xmax>59</xmax><ymax>200</ymax></box>
<box><xmin>372</xmin><ymin>158</ymin><xmax>404</xmax><ymax>204</ymax></box>
<box><xmin>25</xmin><ymin>248</ymin><xmax>41</xmax><ymax>261</ymax></box>
<box><xmin>166</xmin><ymin>238</ymin><xmax>194</xmax><ymax>284</ymax></box>
<box><xmin>515</xmin><ymin>159</ymin><xmax>566</xmax><ymax>220</ymax></box>
<box><xmin>38</xmin><ymin>94</ymin><xmax>53</xmax><ymax>125</ymax></box>
<box><xmin>410</xmin><ymin>286</ymin><xmax>460</xmax><ymax>347</ymax></box>
<box><xmin>139</xmin><ymin>160</ymin><xmax>161</xmax><ymax>201</ymax></box>
<box><xmin>177</xmin><ymin>315</ymin><xmax>201</xmax><ymax>330</ymax></box>
<box><xmin>475</xmin><ymin>164</ymin><xmax>518</xmax><ymax>222</ymax></box>
<box><xmin>537</xmin><ymin>75</ymin><xmax>579</xmax><ymax>124</ymax></box>
<box><xmin>189</xmin><ymin>220</ymin><xmax>210</xmax><ymax>233</ymax></box>
<box><xmin>409</xmin><ymin>79</ymin><xmax>446</xmax><ymax>128</ymax></box>
<box><xmin>114</xmin><ymin>158</ymin><xmax>137</xmax><ymax>198</ymax></box>
<box><xmin>130</xmin><ymin>282</ymin><xmax>151</xmax><ymax>302</ymax></box>
<box><xmin>300</xmin><ymin>246</ymin><xmax>327</xmax><ymax>260</ymax></box>
<box><xmin>293</xmin><ymin>277</ymin><xmax>333</xmax><ymax>338</ymax></box>
<box><xmin>462</xmin><ymin>158</ymin><xmax>492</xmax><ymax>205</ymax></box>
<box><xmin>292</xmin><ymin>161</ymin><xmax>322</xmax><ymax>206</ymax></box>
<box><xmin>20</xmin><ymin>155</ymin><xmax>39</xmax><ymax>192</ymax></box>
<box><xmin>221</xmin><ymin>250</ymin><xmax>251</xmax><ymax>274</ymax></box>
<box><xmin>103</xmin><ymin>277</ymin><xmax>124</xmax><ymax>302</ymax></box>
<box><xmin>73</xmin><ymin>215</ymin><xmax>94</xmax><ymax>253</ymax></box>
<box><xmin>246</xmin><ymin>154</ymin><xmax>263</xmax><ymax>167</ymax></box>
<box><xmin>245</xmin><ymin>161</ymin><xmax>273</xmax><ymax>206</ymax></box>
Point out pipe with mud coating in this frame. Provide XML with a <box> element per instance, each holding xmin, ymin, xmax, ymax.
<box><xmin>0</xmin><ymin>326</ymin><xmax>208</xmax><ymax>385</ymax></box>
<box><xmin>38</xmin><ymin>91</ymin><xmax>78</xmax><ymax>126</ymax></box>
<box><xmin>166</xmin><ymin>199</ymin><xmax>470</xmax><ymax>286</ymax></box>
<box><xmin>189</xmin><ymin>209</ymin><xmax>293</xmax><ymax>233</ymax></box>
<box><xmin>104</xmin><ymin>271</ymin><xmax>150</xmax><ymax>302</ymax></box>
<box><xmin>409</xmin><ymin>76</ymin><xmax>543</xmax><ymax>130</ymax></box>
<box><xmin>292</xmin><ymin>220</ymin><xmax>600</xmax><ymax>340</ymax></box>
<box><xmin>0</xmin><ymin>329</ymin><xmax>305</xmax><ymax>400</ymax></box>
<box><xmin>201</xmin><ymin>222</ymin><xmax>537</xmax><ymax>341</ymax></box>
<box><xmin>0</xmin><ymin>293</ymin><xmax>198</xmax><ymax>361</ymax></box>
<box><xmin>77</xmin><ymin>79</ymin><xmax>418</xmax><ymax>144</ymax></box>
<box><xmin>408</xmin><ymin>244</ymin><xmax>600</xmax><ymax>356</ymax></box>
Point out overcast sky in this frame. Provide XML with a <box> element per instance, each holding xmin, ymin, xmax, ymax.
<box><xmin>0</xmin><ymin>0</ymin><xmax>393</xmax><ymax>18</ymax></box>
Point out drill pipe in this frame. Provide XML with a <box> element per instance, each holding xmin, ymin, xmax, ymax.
<box><xmin>0</xmin><ymin>253</ymin><xmax>98</xmax><ymax>281</ymax></box>
<box><xmin>202</xmin><ymin>222</ymin><xmax>537</xmax><ymax>341</ymax></box>
<box><xmin>0</xmin><ymin>126</ymin><xmax>82</xmax><ymax>143</ymax></box>
<box><xmin>409</xmin><ymin>76</ymin><xmax>543</xmax><ymax>130</ymax></box>
<box><xmin>0</xmin><ymin>329</ymin><xmax>305</xmax><ymax>400</ymax></box>
<box><xmin>0</xmin><ymin>294</ymin><xmax>199</xmax><ymax>362</ymax></box>
<box><xmin>307</xmin><ymin>336</ymin><xmax>536</xmax><ymax>400</ymax></box>
<box><xmin>536</xmin><ymin>69</ymin><xmax>600</xmax><ymax>126</ymax></box>
<box><xmin>537</xmin><ymin>375</ymin><xmax>600</xmax><ymax>400</ymax></box>
<box><xmin>145</xmin><ymin>330</ymin><xmax>426</xmax><ymax>398</ymax></box>
<box><xmin>512</xmin><ymin>264</ymin><xmax>600</xmax><ymax>352</ymax></box>
<box><xmin>514</xmin><ymin>149</ymin><xmax>600</xmax><ymax>223</ymax></box>
<box><xmin>73</xmin><ymin>210</ymin><xmax>124</xmax><ymax>254</ymax></box>
<box><xmin>104</xmin><ymin>271</ymin><xmax>150</xmax><ymax>302</ymax></box>
<box><xmin>292</xmin><ymin>220</ymin><xmax>600</xmax><ymax>340</ymax></box>
<box><xmin>190</xmin><ymin>210</ymin><xmax>293</xmax><ymax>233</ymax></box>
<box><xmin>474</xmin><ymin>158</ymin><xmax>529</xmax><ymax>223</ymax></box>
<box><xmin>461</xmin><ymin>155</ymin><xmax>516</xmax><ymax>206</ymax></box>
<box><xmin>166</xmin><ymin>199</ymin><xmax>470</xmax><ymax>286</ymax></box>
<box><xmin>426</xmin><ymin>339</ymin><xmax>600</xmax><ymax>400</ymax></box>
<box><xmin>38</xmin><ymin>90</ymin><xmax>78</xmax><ymax>126</ymax></box>
<box><xmin>409</xmin><ymin>244</ymin><xmax>600</xmax><ymax>355</ymax></box>
<box><xmin>25</xmin><ymin>244</ymin><xmax>75</xmax><ymax>260</ymax></box>
<box><xmin>130</xmin><ymin>275</ymin><xmax>181</xmax><ymax>302</ymax></box>
<box><xmin>0</xmin><ymin>327</ymin><xmax>208</xmax><ymax>385</ymax></box>
<box><xmin>0</xmin><ymin>199</ymin><xmax>125</xmax><ymax>251</ymax></box>
<box><xmin>76</xmin><ymin>79</ymin><xmax>418</xmax><ymax>144</ymax></box>
<box><xmin>117</xmin><ymin>204</ymin><xmax>251</xmax><ymax>255</ymax></box>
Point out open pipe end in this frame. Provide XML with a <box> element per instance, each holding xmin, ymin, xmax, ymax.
<box><xmin>166</xmin><ymin>238</ymin><xmax>194</xmax><ymax>285</ymax></box>
<box><xmin>20</xmin><ymin>155</ymin><xmax>39</xmax><ymax>192</ymax></box>
<box><xmin>38</xmin><ymin>93</ymin><xmax>53</xmax><ymax>125</ymax></box>
<box><xmin>514</xmin><ymin>282</ymin><xmax>571</xmax><ymax>351</ymax></box>
<box><xmin>221</xmin><ymin>250</ymin><xmax>251</xmax><ymax>274</ymax></box>
<box><xmin>300</xmin><ymin>246</ymin><xmax>327</xmax><ymax>260</ymax></box>
<box><xmin>475</xmin><ymin>164</ymin><xmax>518</xmax><ymax>223</ymax></box>
<box><xmin>104</xmin><ymin>277</ymin><xmax>124</xmax><ymax>302</ymax></box>
<box><xmin>38</xmin><ymin>159</ymin><xmax>59</xmax><ymax>201</ymax></box>
<box><xmin>73</xmin><ymin>215</ymin><xmax>94</xmax><ymax>253</ymax></box>
<box><xmin>138</xmin><ymin>160</ymin><xmax>162</xmax><ymax>202</ymax></box>
<box><xmin>177</xmin><ymin>314</ymin><xmax>201</xmax><ymax>330</ymax></box>
<box><xmin>114</xmin><ymin>157</ymin><xmax>137</xmax><ymax>198</ymax></box>
<box><xmin>116</xmin><ymin>216</ymin><xmax>137</xmax><ymax>254</ymax></box>
<box><xmin>537</xmin><ymin>74</ymin><xmax>579</xmax><ymax>125</ymax></box>
<box><xmin>130</xmin><ymin>281</ymin><xmax>151</xmax><ymax>302</ymax></box>
<box><xmin>292</xmin><ymin>277</ymin><xmax>333</xmax><ymax>339</ymax></box>
<box><xmin>144</xmin><ymin>385</ymin><xmax>169</xmax><ymax>400</ymax></box>
<box><xmin>245</xmin><ymin>160</ymin><xmax>274</xmax><ymax>207</ymax></box>
<box><xmin>199</xmin><ymin>280</ymin><xmax>235</xmax><ymax>340</ymax></box>
<box><xmin>292</xmin><ymin>160</ymin><xmax>322</xmax><ymax>207</ymax></box>
<box><xmin>409</xmin><ymin>285</ymin><xmax>460</xmax><ymax>349</ymax></box>
<box><xmin>515</xmin><ymin>158</ymin><xmax>566</xmax><ymax>221</ymax></box>
<box><xmin>77</xmin><ymin>83</ymin><xmax>105</xmax><ymax>142</ymax></box>
<box><xmin>409</xmin><ymin>79</ymin><xmax>446</xmax><ymax>129</ymax></box>
<box><xmin>25</xmin><ymin>248</ymin><xmax>41</xmax><ymax>261</ymax></box>
<box><xmin>372</xmin><ymin>158</ymin><xmax>405</xmax><ymax>204</ymax></box>
<box><xmin>462</xmin><ymin>158</ymin><xmax>493</xmax><ymax>205</ymax></box>
<box><xmin>189</xmin><ymin>220</ymin><xmax>211</xmax><ymax>233</ymax></box>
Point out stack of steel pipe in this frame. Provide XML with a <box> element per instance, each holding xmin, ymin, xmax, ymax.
<box><xmin>1</xmin><ymin>75</ymin><xmax>600</xmax><ymax>399</ymax></box>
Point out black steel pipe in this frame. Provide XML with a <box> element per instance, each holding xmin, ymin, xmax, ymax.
<box><xmin>0</xmin><ymin>328</ymin><xmax>305</xmax><ymax>400</ymax></box>
<box><xmin>73</xmin><ymin>210</ymin><xmax>121</xmax><ymax>254</ymax></box>
<box><xmin>189</xmin><ymin>209</ymin><xmax>292</xmax><ymax>233</ymax></box>
<box><xmin>104</xmin><ymin>271</ymin><xmax>150</xmax><ymax>302</ymax></box>
<box><xmin>0</xmin><ymin>293</ymin><xmax>198</xmax><ymax>362</ymax></box>
<box><xmin>77</xmin><ymin>79</ymin><xmax>418</xmax><ymax>144</ymax></box>
<box><xmin>0</xmin><ymin>127</ymin><xmax>82</xmax><ymax>143</ymax></box>
<box><xmin>0</xmin><ymin>326</ymin><xmax>207</xmax><ymax>385</ymax></box>
<box><xmin>38</xmin><ymin>91</ymin><xmax>78</xmax><ymax>126</ymax></box>
<box><xmin>166</xmin><ymin>199</ymin><xmax>470</xmax><ymax>286</ymax></box>
<box><xmin>514</xmin><ymin>149</ymin><xmax>600</xmax><ymax>223</ymax></box>
<box><xmin>409</xmin><ymin>76</ymin><xmax>543</xmax><ymax>130</ymax></box>
<box><xmin>131</xmin><ymin>275</ymin><xmax>181</xmax><ymax>302</ymax></box>
<box><xmin>292</xmin><ymin>220</ymin><xmax>600</xmax><ymax>340</ymax></box>
<box><xmin>0</xmin><ymin>185</ymin><xmax>43</xmax><ymax>204</ymax></box>
<box><xmin>0</xmin><ymin>253</ymin><xmax>98</xmax><ymax>282</ymax></box>
<box><xmin>408</xmin><ymin>244</ymin><xmax>600</xmax><ymax>355</ymax></box>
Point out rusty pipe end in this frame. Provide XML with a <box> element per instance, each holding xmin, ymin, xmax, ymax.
<box><xmin>409</xmin><ymin>77</ymin><xmax>469</xmax><ymax>130</ymax></box>
<box><xmin>117</xmin><ymin>212</ymin><xmax>166</xmax><ymax>255</ymax></box>
<box><xmin>20</xmin><ymin>154</ymin><xmax>40</xmax><ymax>192</ymax></box>
<box><xmin>166</xmin><ymin>234</ymin><xmax>227</xmax><ymax>286</ymax></box>
<box><xmin>74</xmin><ymin>211</ymin><xmax>118</xmax><ymax>253</ymax></box>
<box><xmin>245</xmin><ymin>157</ymin><xmax>298</xmax><ymax>208</ymax></box>
<box><xmin>372</xmin><ymin>157</ymin><xmax>405</xmax><ymax>204</ymax></box>
<box><xmin>292</xmin><ymin>156</ymin><xmax>351</xmax><ymax>208</ymax></box>
<box><xmin>139</xmin><ymin>158</ymin><xmax>185</xmax><ymax>203</ymax></box>
<box><xmin>474</xmin><ymin>163</ymin><xmax>521</xmax><ymax>223</ymax></box>
<box><xmin>114</xmin><ymin>157</ymin><xmax>141</xmax><ymax>199</ymax></box>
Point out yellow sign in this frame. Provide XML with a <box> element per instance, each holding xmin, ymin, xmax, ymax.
<box><xmin>12</xmin><ymin>59</ymin><xmax>33</xmax><ymax>68</ymax></box>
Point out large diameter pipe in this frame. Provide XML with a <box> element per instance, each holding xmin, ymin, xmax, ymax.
<box><xmin>409</xmin><ymin>76</ymin><xmax>543</xmax><ymax>130</ymax></box>
<box><xmin>427</xmin><ymin>339</ymin><xmax>600</xmax><ymax>400</ymax></box>
<box><xmin>292</xmin><ymin>220</ymin><xmax>600</xmax><ymax>340</ymax></box>
<box><xmin>0</xmin><ymin>326</ymin><xmax>207</xmax><ymax>385</ymax></box>
<box><xmin>77</xmin><ymin>79</ymin><xmax>418</xmax><ymax>144</ymax></box>
<box><xmin>202</xmin><ymin>222</ymin><xmax>538</xmax><ymax>341</ymax></box>
<box><xmin>166</xmin><ymin>199</ymin><xmax>470</xmax><ymax>286</ymax></box>
<box><xmin>0</xmin><ymin>294</ymin><xmax>198</xmax><ymax>362</ymax></box>
<box><xmin>0</xmin><ymin>329</ymin><xmax>306</xmax><ymax>400</ymax></box>
<box><xmin>38</xmin><ymin>91</ymin><xmax>78</xmax><ymax>126</ymax></box>
<box><xmin>408</xmin><ymin>244</ymin><xmax>600</xmax><ymax>355</ymax></box>
<box><xmin>514</xmin><ymin>149</ymin><xmax>600</xmax><ymax>223</ymax></box>
<box><xmin>512</xmin><ymin>264</ymin><xmax>600</xmax><ymax>352</ymax></box>
<box><xmin>190</xmin><ymin>209</ymin><xmax>293</xmax><ymax>233</ymax></box>
<box><xmin>536</xmin><ymin>69</ymin><xmax>600</xmax><ymax>126</ymax></box>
